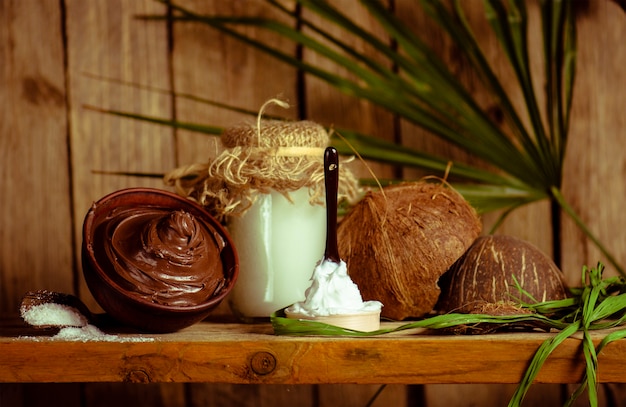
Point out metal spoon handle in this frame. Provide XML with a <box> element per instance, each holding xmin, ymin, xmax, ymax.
<box><xmin>324</xmin><ymin>147</ymin><xmax>340</xmax><ymax>263</ymax></box>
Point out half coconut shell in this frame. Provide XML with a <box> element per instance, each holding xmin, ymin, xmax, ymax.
<box><xmin>436</xmin><ymin>234</ymin><xmax>569</xmax><ymax>314</ymax></box>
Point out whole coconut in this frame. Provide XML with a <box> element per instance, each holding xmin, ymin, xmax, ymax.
<box><xmin>436</xmin><ymin>234</ymin><xmax>569</xmax><ymax>314</ymax></box>
<box><xmin>337</xmin><ymin>181</ymin><xmax>482</xmax><ymax>320</ymax></box>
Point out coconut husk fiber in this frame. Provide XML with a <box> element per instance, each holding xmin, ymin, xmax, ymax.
<box><xmin>337</xmin><ymin>181</ymin><xmax>482</xmax><ymax>320</ymax></box>
<box><xmin>164</xmin><ymin>119</ymin><xmax>360</xmax><ymax>221</ymax></box>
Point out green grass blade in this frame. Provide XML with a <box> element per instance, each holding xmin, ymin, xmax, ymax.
<box><xmin>450</xmin><ymin>184</ymin><xmax>546</xmax><ymax>214</ymax></box>
<box><xmin>483</xmin><ymin>0</ymin><xmax>558</xmax><ymax>183</ymax></box>
<box><xmin>597</xmin><ymin>328</ymin><xmax>626</xmax><ymax>352</ymax></box>
<box><xmin>551</xmin><ymin>187</ymin><xmax>625</xmax><ymax>277</ymax></box>
<box><xmin>426</xmin><ymin>0</ymin><xmax>549</xmax><ymax>185</ymax></box>
<box><xmin>508</xmin><ymin>322</ymin><xmax>581</xmax><ymax>407</ymax></box>
<box><xmin>590</xmin><ymin>293</ymin><xmax>626</xmax><ymax>322</ymax></box>
<box><xmin>522</xmin><ymin>296</ymin><xmax>580</xmax><ymax>315</ymax></box>
<box><xmin>539</xmin><ymin>0</ymin><xmax>575</xmax><ymax>178</ymax></box>
<box><xmin>84</xmin><ymin>105</ymin><xmax>223</xmax><ymax>135</ymax></box>
<box><xmin>540</xmin><ymin>0</ymin><xmax>559</xmax><ymax>154</ymax></box>
<box><xmin>293</xmin><ymin>0</ymin><xmax>491</xmax><ymax>130</ymax></box>
<box><xmin>298</xmin><ymin>0</ymin><xmax>537</xmax><ymax>182</ymax></box>
<box><xmin>166</xmin><ymin>2</ymin><xmax>439</xmax><ymax>122</ymax></box>
<box><xmin>164</xmin><ymin>0</ymin><xmax>546</xmax><ymax>190</ymax></box>
<box><xmin>566</xmin><ymin>328</ymin><xmax>626</xmax><ymax>406</ymax></box>
<box><xmin>331</xmin><ymin>128</ymin><xmax>525</xmax><ymax>186</ymax></box>
<box><xmin>483</xmin><ymin>0</ymin><xmax>547</xmax><ymax>141</ymax></box>
<box><xmin>561</xmin><ymin>0</ymin><xmax>577</xmax><ymax>159</ymax></box>
<box><xmin>406</xmin><ymin>0</ymin><xmax>561</xmax><ymax>190</ymax></box>
<box><xmin>84</xmin><ymin>72</ymin><xmax>273</xmax><ymax>119</ymax></box>
<box><xmin>358</xmin><ymin>0</ymin><xmax>548</xmax><ymax>188</ymax></box>
<box><xmin>582</xmin><ymin>330</ymin><xmax>599</xmax><ymax>407</ymax></box>
<box><xmin>164</xmin><ymin>4</ymin><xmax>385</xmax><ymax>103</ymax></box>
<box><xmin>272</xmin><ymin>308</ymin><xmax>569</xmax><ymax>337</ymax></box>
<box><xmin>362</xmin><ymin>1</ymin><xmax>519</xmax><ymax>143</ymax></box>
<box><xmin>269</xmin><ymin>0</ymin><xmax>411</xmax><ymax>85</ymax></box>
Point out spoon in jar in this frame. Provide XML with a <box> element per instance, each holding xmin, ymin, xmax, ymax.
<box><xmin>323</xmin><ymin>146</ymin><xmax>341</xmax><ymax>264</ymax></box>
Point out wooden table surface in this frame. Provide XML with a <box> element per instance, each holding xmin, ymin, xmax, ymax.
<box><xmin>2</xmin><ymin>316</ymin><xmax>625</xmax><ymax>385</ymax></box>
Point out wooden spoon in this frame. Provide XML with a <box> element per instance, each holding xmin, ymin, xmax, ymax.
<box><xmin>323</xmin><ymin>146</ymin><xmax>341</xmax><ymax>264</ymax></box>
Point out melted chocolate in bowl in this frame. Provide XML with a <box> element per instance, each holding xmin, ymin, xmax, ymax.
<box><xmin>82</xmin><ymin>188</ymin><xmax>238</xmax><ymax>332</ymax></box>
<box><xmin>97</xmin><ymin>207</ymin><xmax>226</xmax><ymax>307</ymax></box>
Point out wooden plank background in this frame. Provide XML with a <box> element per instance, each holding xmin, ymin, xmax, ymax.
<box><xmin>0</xmin><ymin>1</ymin><xmax>624</xmax><ymax>406</ymax></box>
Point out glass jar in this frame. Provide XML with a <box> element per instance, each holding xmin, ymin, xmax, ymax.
<box><xmin>163</xmin><ymin>113</ymin><xmax>360</xmax><ymax>322</ymax></box>
<box><xmin>228</xmin><ymin>188</ymin><xmax>326</xmax><ymax>321</ymax></box>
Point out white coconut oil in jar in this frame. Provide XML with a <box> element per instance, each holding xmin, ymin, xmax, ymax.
<box><xmin>228</xmin><ymin>188</ymin><xmax>326</xmax><ymax>320</ymax></box>
<box><xmin>163</xmin><ymin>103</ymin><xmax>359</xmax><ymax>322</ymax></box>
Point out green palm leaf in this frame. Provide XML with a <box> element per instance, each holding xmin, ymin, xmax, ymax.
<box><xmin>133</xmin><ymin>0</ymin><xmax>623</xmax><ymax>275</ymax></box>
<box><xmin>135</xmin><ymin>0</ymin><xmax>623</xmax><ymax>275</ymax></box>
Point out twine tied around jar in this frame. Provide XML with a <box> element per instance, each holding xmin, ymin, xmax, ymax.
<box><xmin>164</xmin><ymin>99</ymin><xmax>361</xmax><ymax>220</ymax></box>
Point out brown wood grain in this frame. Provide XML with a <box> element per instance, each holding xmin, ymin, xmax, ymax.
<box><xmin>1</xmin><ymin>1</ymin><xmax>625</xmax><ymax>406</ymax></box>
<box><xmin>302</xmin><ymin>1</ymin><xmax>398</xmax><ymax>181</ymax></box>
<box><xmin>187</xmin><ymin>383</ymin><xmax>315</xmax><ymax>407</ymax></box>
<box><xmin>2</xmin><ymin>319</ymin><xmax>626</xmax><ymax>385</ymax></box>
<box><xmin>64</xmin><ymin>0</ymin><xmax>176</xmax><ymax>311</ymax></box>
<box><xmin>301</xmin><ymin>2</ymin><xmax>407</xmax><ymax>404</ymax></box>
<box><xmin>172</xmin><ymin>0</ymin><xmax>300</xmax><ymax>166</ymax></box>
<box><xmin>0</xmin><ymin>0</ymin><xmax>74</xmax><ymax>312</ymax></box>
<box><xmin>169</xmin><ymin>3</ymin><xmax>312</xmax><ymax>405</ymax></box>
<box><xmin>62</xmin><ymin>2</ymin><xmax>182</xmax><ymax>406</ymax></box>
<box><xmin>560</xmin><ymin>0</ymin><xmax>626</xmax><ymax>285</ymax></box>
<box><xmin>395</xmin><ymin>0</ymin><xmax>554</xmax><ymax>255</ymax></box>
<box><xmin>170</xmin><ymin>1</ymin><xmax>301</xmax><ymax>321</ymax></box>
<box><xmin>0</xmin><ymin>4</ymin><xmax>76</xmax><ymax>405</ymax></box>
<box><xmin>391</xmin><ymin>3</ymin><xmax>556</xmax><ymax>404</ymax></box>
<box><xmin>319</xmin><ymin>384</ymin><xmax>407</xmax><ymax>407</ymax></box>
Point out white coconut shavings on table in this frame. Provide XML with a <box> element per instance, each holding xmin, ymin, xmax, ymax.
<box><xmin>51</xmin><ymin>325</ymin><xmax>153</xmax><ymax>343</ymax></box>
<box><xmin>20</xmin><ymin>302</ymin><xmax>154</xmax><ymax>343</ymax></box>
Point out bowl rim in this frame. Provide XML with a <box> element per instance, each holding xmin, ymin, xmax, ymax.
<box><xmin>82</xmin><ymin>187</ymin><xmax>239</xmax><ymax>313</ymax></box>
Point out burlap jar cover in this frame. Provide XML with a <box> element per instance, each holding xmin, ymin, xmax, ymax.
<box><xmin>164</xmin><ymin>119</ymin><xmax>360</xmax><ymax>221</ymax></box>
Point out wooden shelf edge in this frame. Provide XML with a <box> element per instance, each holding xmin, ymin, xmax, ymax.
<box><xmin>2</xmin><ymin>317</ymin><xmax>625</xmax><ymax>385</ymax></box>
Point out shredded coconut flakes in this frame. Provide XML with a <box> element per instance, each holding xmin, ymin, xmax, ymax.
<box><xmin>20</xmin><ymin>302</ymin><xmax>154</xmax><ymax>343</ymax></box>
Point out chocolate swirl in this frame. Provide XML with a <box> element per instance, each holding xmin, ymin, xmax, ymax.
<box><xmin>94</xmin><ymin>207</ymin><xmax>226</xmax><ymax>307</ymax></box>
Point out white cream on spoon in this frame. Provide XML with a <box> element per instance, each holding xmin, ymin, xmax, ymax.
<box><xmin>285</xmin><ymin>147</ymin><xmax>382</xmax><ymax>328</ymax></box>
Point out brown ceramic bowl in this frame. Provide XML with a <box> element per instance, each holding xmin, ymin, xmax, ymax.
<box><xmin>82</xmin><ymin>187</ymin><xmax>238</xmax><ymax>333</ymax></box>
